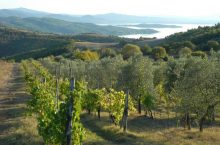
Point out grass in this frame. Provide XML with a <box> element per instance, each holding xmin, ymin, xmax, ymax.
<box><xmin>0</xmin><ymin>63</ymin><xmax>43</xmax><ymax>145</ymax></box>
<box><xmin>0</xmin><ymin>61</ymin><xmax>12</xmax><ymax>84</ymax></box>
<box><xmin>81</xmin><ymin>112</ymin><xmax>220</xmax><ymax>145</ymax></box>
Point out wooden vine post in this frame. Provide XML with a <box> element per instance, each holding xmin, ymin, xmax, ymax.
<box><xmin>138</xmin><ymin>95</ymin><xmax>141</xmax><ymax>114</ymax></box>
<box><xmin>55</xmin><ymin>65</ymin><xmax>60</xmax><ymax>111</ymax></box>
<box><xmin>65</xmin><ymin>67</ymin><xmax>75</xmax><ymax>145</ymax></box>
<box><xmin>121</xmin><ymin>90</ymin><xmax>129</xmax><ymax>132</ymax></box>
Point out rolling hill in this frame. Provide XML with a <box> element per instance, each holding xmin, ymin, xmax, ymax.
<box><xmin>0</xmin><ymin>19</ymin><xmax>219</xmax><ymax>62</ymax></box>
<box><xmin>161</xmin><ymin>24</ymin><xmax>220</xmax><ymax>52</ymax></box>
<box><xmin>0</xmin><ymin>16</ymin><xmax>158</xmax><ymax>35</ymax></box>
<box><xmin>0</xmin><ymin>25</ymin><xmax>129</xmax><ymax>61</ymax></box>
<box><xmin>0</xmin><ymin>24</ymin><xmax>71</xmax><ymax>60</ymax></box>
<box><xmin>0</xmin><ymin>8</ymin><xmax>49</xmax><ymax>18</ymax></box>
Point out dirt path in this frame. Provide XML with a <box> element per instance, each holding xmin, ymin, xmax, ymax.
<box><xmin>0</xmin><ymin>63</ymin><xmax>43</xmax><ymax>145</ymax></box>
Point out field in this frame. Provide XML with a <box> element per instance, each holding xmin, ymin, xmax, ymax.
<box><xmin>75</xmin><ymin>42</ymin><xmax>118</xmax><ymax>50</ymax></box>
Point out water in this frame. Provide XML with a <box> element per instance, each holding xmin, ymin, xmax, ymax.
<box><xmin>119</xmin><ymin>24</ymin><xmax>213</xmax><ymax>39</ymax></box>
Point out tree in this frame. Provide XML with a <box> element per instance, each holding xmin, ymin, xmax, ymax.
<box><xmin>165</xmin><ymin>58</ymin><xmax>186</xmax><ymax>93</ymax></box>
<box><xmin>153</xmin><ymin>46</ymin><xmax>167</xmax><ymax>60</ymax></box>
<box><xmin>179</xmin><ymin>47</ymin><xmax>192</xmax><ymax>57</ymax></box>
<box><xmin>172</xmin><ymin>58</ymin><xmax>220</xmax><ymax>132</ymax></box>
<box><xmin>74</xmin><ymin>50</ymin><xmax>99</xmax><ymax>61</ymax></box>
<box><xmin>98</xmin><ymin>48</ymin><xmax>116</xmax><ymax>58</ymax></box>
<box><xmin>207</xmin><ymin>40</ymin><xmax>220</xmax><ymax>51</ymax></box>
<box><xmin>121</xmin><ymin>56</ymin><xmax>154</xmax><ymax>114</ymax></box>
<box><xmin>99</xmin><ymin>56</ymin><xmax>126</xmax><ymax>89</ymax></box>
<box><xmin>182</xmin><ymin>41</ymin><xmax>196</xmax><ymax>50</ymax></box>
<box><xmin>122</xmin><ymin>44</ymin><xmax>142</xmax><ymax>59</ymax></box>
<box><xmin>142</xmin><ymin>93</ymin><xmax>155</xmax><ymax>118</ymax></box>
<box><xmin>191</xmin><ymin>51</ymin><xmax>207</xmax><ymax>58</ymax></box>
<box><xmin>141</xmin><ymin>44</ymin><xmax>152</xmax><ymax>55</ymax></box>
<box><xmin>153</xmin><ymin>61</ymin><xmax>167</xmax><ymax>87</ymax></box>
<box><xmin>64</xmin><ymin>40</ymin><xmax>76</xmax><ymax>53</ymax></box>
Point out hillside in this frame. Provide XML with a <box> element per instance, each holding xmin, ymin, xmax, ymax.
<box><xmin>161</xmin><ymin>24</ymin><xmax>220</xmax><ymax>53</ymax></box>
<box><xmin>0</xmin><ymin>17</ymin><xmax>158</xmax><ymax>35</ymax></box>
<box><xmin>0</xmin><ymin>25</ymin><xmax>72</xmax><ymax>60</ymax></box>
<box><xmin>1</xmin><ymin>24</ymin><xmax>220</xmax><ymax>61</ymax></box>
<box><xmin>0</xmin><ymin>25</ymin><xmax>131</xmax><ymax>61</ymax></box>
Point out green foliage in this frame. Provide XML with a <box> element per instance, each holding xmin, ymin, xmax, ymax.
<box><xmin>153</xmin><ymin>61</ymin><xmax>167</xmax><ymax>87</ymax></box>
<box><xmin>182</xmin><ymin>41</ymin><xmax>196</xmax><ymax>50</ymax></box>
<box><xmin>142</xmin><ymin>93</ymin><xmax>155</xmax><ymax>111</ymax></box>
<box><xmin>22</xmin><ymin>60</ymin><xmax>86</xmax><ymax>145</ymax></box>
<box><xmin>171</xmin><ymin>58</ymin><xmax>220</xmax><ymax>131</ymax></box>
<box><xmin>153</xmin><ymin>46</ymin><xmax>167</xmax><ymax>60</ymax></box>
<box><xmin>101</xmin><ymin>89</ymin><xmax>135</xmax><ymax>125</ymax></box>
<box><xmin>98</xmin><ymin>48</ymin><xmax>117</xmax><ymax>58</ymax></box>
<box><xmin>191</xmin><ymin>51</ymin><xmax>207</xmax><ymax>58</ymax></box>
<box><xmin>164</xmin><ymin>25</ymin><xmax>220</xmax><ymax>51</ymax></box>
<box><xmin>122</xmin><ymin>55</ymin><xmax>154</xmax><ymax>98</ymax></box>
<box><xmin>74</xmin><ymin>50</ymin><xmax>100</xmax><ymax>61</ymax></box>
<box><xmin>141</xmin><ymin>45</ymin><xmax>152</xmax><ymax>55</ymax></box>
<box><xmin>155</xmin><ymin>83</ymin><xmax>167</xmax><ymax>113</ymax></box>
<box><xmin>122</xmin><ymin>44</ymin><xmax>142</xmax><ymax>59</ymax></box>
<box><xmin>207</xmin><ymin>40</ymin><xmax>220</xmax><ymax>51</ymax></box>
<box><xmin>83</xmin><ymin>89</ymin><xmax>103</xmax><ymax>113</ymax></box>
<box><xmin>64</xmin><ymin>40</ymin><xmax>76</xmax><ymax>53</ymax></box>
<box><xmin>164</xmin><ymin>58</ymin><xmax>186</xmax><ymax>93</ymax></box>
<box><xmin>179</xmin><ymin>47</ymin><xmax>192</xmax><ymax>57</ymax></box>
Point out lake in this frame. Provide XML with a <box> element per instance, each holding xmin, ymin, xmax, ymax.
<box><xmin>119</xmin><ymin>24</ymin><xmax>213</xmax><ymax>39</ymax></box>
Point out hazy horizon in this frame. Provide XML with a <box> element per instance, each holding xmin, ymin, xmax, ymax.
<box><xmin>0</xmin><ymin>0</ymin><xmax>220</xmax><ymax>18</ymax></box>
<box><xmin>1</xmin><ymin>7</ymin><xmax>219</xmax><ymax>18</ymax></box>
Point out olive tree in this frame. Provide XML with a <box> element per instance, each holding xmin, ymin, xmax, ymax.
<box><xmin>172</xmin><ymin>58</ymin><xmax>220</xmax><ymax>132</ymax></box>
<box><xmin>122</xmin><ymin>44</ymin><xmax>142</xmax><ymax>59</ymax></box>
<box><xmin>121</xmin><ymin>55</ymin><xmax>154</xmax><ymax>114</ymax></box>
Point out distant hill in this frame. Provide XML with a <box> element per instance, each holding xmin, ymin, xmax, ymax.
<box><xmin>0</xmin><ymin>17</ymin><xmax>158</xmax><ymax>35</ymax></box>
<box><xmin>0</xmin><ymin>8</ymin><xmax>49</xmax><ymax>18</ymax></box>
<box><xmin>0</xmin><ymin>8</ymin><xmax>218</xmax><ymax>24</ymax></box>
<box><xmin>0</xmin><ymin>25</ymin><xmax>130</xmax><ymax>61</ymax></box>
<box><xmin>0</xmin><ymin>25</ymin><xmax>71</xmax><ymax>60</ymax></box>
<box><xmin>161</xmin><ymin>24</ymin><xmax>220</xmax><ymax>52</ymax></box>
<box><xmin>1</xmin><ymin>23</ymin><xmax>220</xmax><ymax>61</ymax></box>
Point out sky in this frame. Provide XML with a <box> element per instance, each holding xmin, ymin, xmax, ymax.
<box><xmin>0</xmin><ymin>0</ymin><xmax>220</xmax><ymax>17</ymax></box>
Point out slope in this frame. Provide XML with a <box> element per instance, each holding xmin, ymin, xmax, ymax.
<box><xmin>0</xmin><ymin>17</ymin><xmax>158</xmax><ymax>35</ymax></box>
